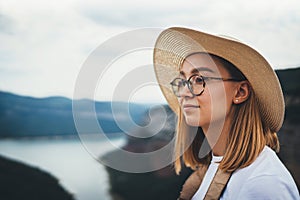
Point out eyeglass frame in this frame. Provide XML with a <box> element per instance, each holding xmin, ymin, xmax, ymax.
<box><xmin>170</xmin><ymin>74</ymin><xmax>245</xmax><ymax>97</ymax></box>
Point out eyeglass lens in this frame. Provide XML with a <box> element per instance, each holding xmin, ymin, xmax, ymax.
<box><xmin>171</xmin><ymin>75</ymin><xmax>204</xmax><ymax>97</ymax></box>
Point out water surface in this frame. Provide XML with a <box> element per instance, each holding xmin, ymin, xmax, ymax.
<box><xmin>0</xmin><ymin>136</ymin><xmax>125</xmax><ymax>200</ymax></box>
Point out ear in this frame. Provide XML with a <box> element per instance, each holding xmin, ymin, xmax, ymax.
<box><xmin>233</xmin><ymin>81</ymin><xmax>250</xmax><ymax>104</ymax></box>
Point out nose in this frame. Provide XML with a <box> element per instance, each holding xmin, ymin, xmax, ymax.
<box><xmin>179</xmin><ymin>83</ymin><xmax>194</xmax><ymax>98</ymax></box>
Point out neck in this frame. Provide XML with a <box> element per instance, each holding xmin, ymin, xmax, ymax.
<box><xmin>202</xmin><ymin>118</ymin><xmax>231</xmax><ymax>156</ymax></box>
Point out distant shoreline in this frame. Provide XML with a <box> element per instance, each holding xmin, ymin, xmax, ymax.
<box><xmin>0</xmin><ymin>132</ymin><xmax>126</xmax><ymax>141</ymax></box>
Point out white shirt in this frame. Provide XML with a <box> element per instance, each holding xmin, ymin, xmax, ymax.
<box><xmin>192</xmin><ymin>146</ymin><xmax>300</xmax><ymax>200</ymax></box>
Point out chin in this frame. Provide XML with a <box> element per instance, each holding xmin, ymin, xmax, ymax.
<box><xmin>184</xmin><ymin>115</ymin><xmax>201</xmax><ymax>127</ymax></box>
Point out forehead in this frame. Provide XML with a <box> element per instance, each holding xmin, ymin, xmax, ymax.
<box><xmin>180</xmin><ymin>53</ymin><xmax>229</xmax><ymax>76</ymax></box>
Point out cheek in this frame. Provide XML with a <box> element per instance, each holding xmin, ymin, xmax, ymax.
<box><xmin>202</xmin><ymin>85</ymin><xmax>233</xmax><ymax>119</ymax></box>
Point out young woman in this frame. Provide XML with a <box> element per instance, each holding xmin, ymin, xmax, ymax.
<box><xmin>153</xmin><ymin>27</ymin><xmax>299</xmax><ymax>199</ymax></box>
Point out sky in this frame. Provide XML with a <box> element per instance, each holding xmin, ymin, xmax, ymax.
<box><xmin>1</xmin><ymin>0</ymin><xmax>300</xmax><ymax>102</ymax></box>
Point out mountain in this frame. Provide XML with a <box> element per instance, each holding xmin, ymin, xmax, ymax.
<box><xmin>275</xmin><ymin>67</ymin><xmax>300</xmax><ymax>189</ymax></box>
<box><xmin>276</xmin><ymin>67</ymin><xmax>300</xmax><ymax>96</ymax></box>
<box><xmin>276</xmin><ymin>68</ymin><xmax>300</xmax><ymax>124</ymax></box>
<box><xmin>0</xmin><ymin>67</ymin><xmax>299</xmax><ymax>138</ymax></box>
<box><xmin>0</xmin><ymin>91</ymin><xmax>149</xmax><ymax>137</ymax></box>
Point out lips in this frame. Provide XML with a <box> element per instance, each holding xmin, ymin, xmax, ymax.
<box><xmin>183</xmin><ymin>104</ymin><xmax>200</xmax><ymax>110</ymax></box>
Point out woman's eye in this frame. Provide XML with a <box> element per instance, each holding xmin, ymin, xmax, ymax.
<box><xmin>194</xmin><ymin>77</ymin><xmax>203</xmax><ymax>84</ymax></box>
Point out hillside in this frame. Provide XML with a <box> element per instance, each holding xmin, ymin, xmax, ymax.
<box><xmin>0</xmin><ymin>92</ymin><xmax>149</xmax><ymax>137</ymax></box>
<box><xmin>0</xmin><ymin>155</ymin><xmax>74</xmax><ymax>200</ymax></box>
<box><xmin>276</xmin><ymin>68</ymin><xmax>300</xmax><ymax>124</ymax></box>
<box><xmin>274</xmin><ymin>67</ymin><xmax>300</xmax><ymax>189</ymax></box>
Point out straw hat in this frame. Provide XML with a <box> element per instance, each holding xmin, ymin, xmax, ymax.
<box><xmin>153</xmin><ymin>27</ymin><xmax>284</xmax><ymax>132</ymax></box>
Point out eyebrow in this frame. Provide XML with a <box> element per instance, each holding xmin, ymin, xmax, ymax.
<box><xmin>179</xmin><ymin>67</ymin><xmax>215</xmax><ymax>76</ymax></box>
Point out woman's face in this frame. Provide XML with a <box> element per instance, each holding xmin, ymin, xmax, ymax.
<box><xmin>178</xmin><ymin>53</ymin><xmax>238</xmax><ymax>130</ymax></box>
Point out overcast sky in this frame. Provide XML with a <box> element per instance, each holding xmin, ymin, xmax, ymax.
<box><xmin>1</xmin><ymin>0</ymin><xmax>300</xmax><ymax>102</ymax></box>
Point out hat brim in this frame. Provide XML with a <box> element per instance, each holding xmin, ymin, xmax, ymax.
<box><xmin>153</xmin><ymin>27</ymin><xmax>284</xmax><ymax>132</ymax></box>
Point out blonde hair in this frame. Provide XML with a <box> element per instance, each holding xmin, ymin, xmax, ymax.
<box><xmin>174</xmin><ymin>54</ymin><xmax>280</xmax><ymax>174</ymax></box>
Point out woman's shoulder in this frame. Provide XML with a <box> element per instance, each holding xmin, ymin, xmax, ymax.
<box><xmin>222</xmin><ymin>146</ymin><xmax>299</xmax><ymax>199</ymax></box>
<box><xmin>235</xmin><ymin>146</ymin><xmax>291</xmax><ymax>178</ymax></box>
<box><xmin>234</xmin><ymin>174</ymin><xmax>300</xmax><ymax>199</ymax></box>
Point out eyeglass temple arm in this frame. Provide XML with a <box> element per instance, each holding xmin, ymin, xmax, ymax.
<box><xmin>203</xmin><ymin>77</ymin><xmax>244</xmax><ymax>82</ymax></box>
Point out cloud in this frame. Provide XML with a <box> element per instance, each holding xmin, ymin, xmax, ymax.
<box><xmin>0</xmin><ymin>0</ymin><xmax>299</xmax><ymax>100</ymax></box>
<box><xmin>77</xmin><ymin>0</ymin><xmax>300</xmax><ymax>68</ymax></box>
<box><xmin>0</xmin><ymin>14</ymin><xmax>14</xmax><ymax>34</ymax></box>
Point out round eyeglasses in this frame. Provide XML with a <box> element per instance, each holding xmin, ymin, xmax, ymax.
<box><xmin>170</xmin><ymin>74</ymin><xmax>244</xmax><ymax>97</ymax></box>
